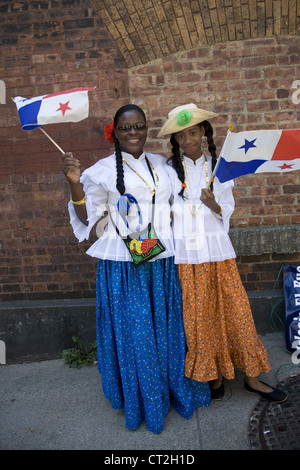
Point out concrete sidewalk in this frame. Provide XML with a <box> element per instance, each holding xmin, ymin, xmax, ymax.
<box><xmin>0</xmin><ymin>332</ymin><xmax>298</xmax><ymax>451</ymax></box>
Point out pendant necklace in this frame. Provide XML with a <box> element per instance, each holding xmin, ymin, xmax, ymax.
<box><xmin>181</xmin><ymin>152</ymin><xmax>209</xmax><ymax>217</ymax></box>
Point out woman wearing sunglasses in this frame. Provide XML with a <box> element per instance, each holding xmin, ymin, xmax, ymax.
<box><xmin>62</xmin><ymin>104</ymin><xmax>210</xmax><ymax>434</ymax></box>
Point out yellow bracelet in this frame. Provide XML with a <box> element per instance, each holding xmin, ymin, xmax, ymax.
<box><xmin>70</xmin><ymin>194</ymin><xmax>87</xmax><ymax>205</ymax></box>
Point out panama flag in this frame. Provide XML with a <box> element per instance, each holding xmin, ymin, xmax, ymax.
<box><xmin>13</xmin><ymin>87</ymin><xmax>95</xmax><ymax>131</ymax></box>
<box><xmin>215</xmin><ymin>129</ymin><xmax>300</xmax><ymax>183</ymax></box>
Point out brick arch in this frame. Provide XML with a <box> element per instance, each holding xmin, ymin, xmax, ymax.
<box><xmin>93</xmin><ymin>0</ymin><xmax>300</xmax><ymax>67</ymax></box>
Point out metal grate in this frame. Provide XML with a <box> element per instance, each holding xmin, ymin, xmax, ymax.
<box><xmin>248</xmin><ymin>374</ymin><xmax>300</xmax><ymax>450</ymax></box>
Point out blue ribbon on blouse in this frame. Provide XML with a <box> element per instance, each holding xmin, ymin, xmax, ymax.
<box><xmin>117</xmin><ymin>193</ymin><xmax>144</xmax><ymax>235</ymax></box>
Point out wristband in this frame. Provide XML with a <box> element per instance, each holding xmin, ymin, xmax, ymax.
<box><xmin>71</xmin><ymin>194</ymin><xmax>87</xmax><ymax>205</ymax></box>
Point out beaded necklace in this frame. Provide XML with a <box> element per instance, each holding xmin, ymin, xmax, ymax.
<box><xmin>122</xmin><ymin>156</ymin><xmax>159</xmax><ymax>196</ymax></box>
<box><xmin>181</xmin><ymin>153</ymin><xmax>209</xmax><ymax>217</ymax></box>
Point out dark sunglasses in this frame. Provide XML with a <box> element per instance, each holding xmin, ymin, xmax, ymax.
<box><xmin>116</xmin><ymin>123</ymin><xmax>147</xmax><ymax>132</ymax></box>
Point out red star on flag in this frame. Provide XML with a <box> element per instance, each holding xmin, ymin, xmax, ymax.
<box><xmin>279</xmin><ymin>163</ymin><xmax>294</xmax><ymax>170</ymax></box>
<box><xmin>56</xmin><ymin>101</ymin><xmax>71</xmax><ymax>116</ymax></box>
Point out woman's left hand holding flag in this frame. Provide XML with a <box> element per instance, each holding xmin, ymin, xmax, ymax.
<box><xmin>63</xmin><ymin>152</ymin><xmax>80</xmax><ymax>185</ymax></box>
<box><xmin>62</xmin><ymin>152</ymin><xmax>88</xmax><ymax>226</ymax></box>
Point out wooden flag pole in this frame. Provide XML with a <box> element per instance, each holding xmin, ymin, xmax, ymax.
<box><xmin>39</xmin><ymin>127</ymin><xmax>65</xmax><ymax>154</ymax></box>
<box><xmin>11</xmin><ymin>98</ymin><xmax>65</xmax><ymax>155</ymax></box>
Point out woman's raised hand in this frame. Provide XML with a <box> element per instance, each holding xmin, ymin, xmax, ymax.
<box><xmin>62</xmin><ymin>152</ymin><xmax>81</xmax><ymax>185</ymax></box>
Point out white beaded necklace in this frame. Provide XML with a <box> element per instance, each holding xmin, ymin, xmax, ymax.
<box><xmin>122</xmin><ymin>156</ymin><xmax>159</xmax><ymax>196</ymax></box>
<box><xmin>181</xmin><ymin>153</ymin><xmax>209</xmax><ymax>217</ymax></box>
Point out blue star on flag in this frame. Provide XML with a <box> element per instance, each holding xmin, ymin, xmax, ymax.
<box><xmin>238</xmin><ymin>138</ymin><xmax>257</xmax><ymax>153</ymax></box>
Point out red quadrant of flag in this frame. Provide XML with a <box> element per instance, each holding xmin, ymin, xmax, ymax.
<box><xmin>272</xmin><ymin>129</ymin><xmax>300</xmax><ymax>160</ymax></box>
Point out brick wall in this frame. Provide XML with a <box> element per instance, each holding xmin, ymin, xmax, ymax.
<box><xmin>0</xmin><ymin>1</ymin><xmax>299</xmax><ymax>302</ymax></box>
<box><xmin>94</xmin><ymin>0</ymin><xmax>300</xmax><ymax>67</ymax></box>
<box><xmin>237</xmin><ymin>252</ymin><xmax>300</xmax><ymax>291</ymax></box>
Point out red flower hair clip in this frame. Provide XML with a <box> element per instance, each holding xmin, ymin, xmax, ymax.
<box><xmin>103</xmin><ymin>120</ymin><xmax>115</xmax><ymax>144</ymax></box>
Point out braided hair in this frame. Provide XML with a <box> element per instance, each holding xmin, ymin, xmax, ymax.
<box><xmin>168</xmin><ymin>120</ymin><xmax>217</xmax><ymax>197</ymax></box>
<box><xmin>113</xmin><ymin>104</ymin><xmax>147</xmax><ymax>195</ymax></box>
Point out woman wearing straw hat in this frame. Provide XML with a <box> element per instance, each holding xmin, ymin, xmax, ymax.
<box><xmin>62</xmin><ymin>104</ymin><xmax>210</xmax><ymax>434</ymax></box>
<box><xmin>159</xmin><ymin>103</ymin><xmax>287</xmax><ymax>403</ymax></box>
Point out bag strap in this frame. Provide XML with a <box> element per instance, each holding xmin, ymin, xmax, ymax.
<box><xmin>145</xmin><ymin>156</ymin><xmax>156</xmax><ymax>230</ymax></box>
<box><xmin>145</xmin><ymin>156</ymin><xmax>156</xmax><ymax>204</ymax></box>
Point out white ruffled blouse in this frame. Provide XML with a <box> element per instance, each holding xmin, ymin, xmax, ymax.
<box><xmin>68</xmin><ymin>151</ymin><xmax>174</xmax><ymax>261</ymax></box>
<box><xmin>165</xmin><ymin>154</ymin><xmax>236</xmax><ymax>264</ymax></box>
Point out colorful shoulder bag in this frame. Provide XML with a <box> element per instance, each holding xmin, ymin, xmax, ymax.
<box><xmin>111</xmin><ymin>157</ymin><xmax>165</xmax><ymax>267</ymax></box>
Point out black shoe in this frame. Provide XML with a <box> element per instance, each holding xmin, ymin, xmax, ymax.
<box><xmin>244</xmin><ymin>380</ymin><xmax>287</xmax><ymax>403</ymax></box>
<box><xmin>209</xmin><ymin>380</ymin><xmax>224</xmax><ymax>400</ymax></box>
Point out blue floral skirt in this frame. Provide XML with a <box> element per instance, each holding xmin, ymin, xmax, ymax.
<box><xmin>96</xmin><ymin>257</ymin><xmax>210</xmax><ymax>434</ymax></box>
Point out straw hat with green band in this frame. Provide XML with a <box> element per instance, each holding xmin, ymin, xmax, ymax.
<box><xmin>157</xmin><ymin>103</ymin><xmax>219</xmax><ymax>137</ymax></box>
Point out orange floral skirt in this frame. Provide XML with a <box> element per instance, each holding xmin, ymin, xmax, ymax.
<box><xmin>178</xmin><ymin>259</ymin><xmax>271</xmax><ymax>382</ymax></box>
